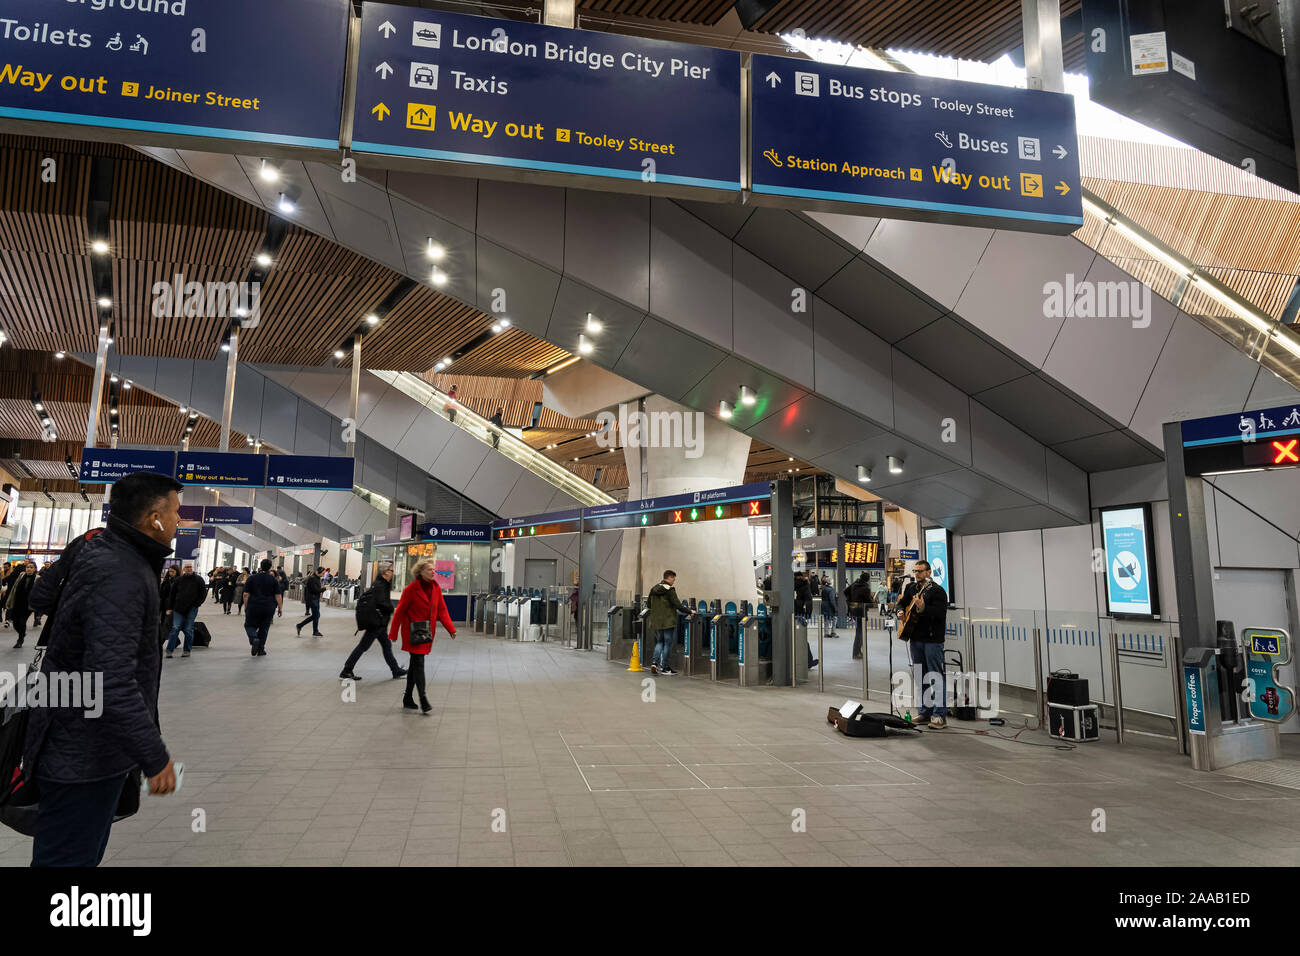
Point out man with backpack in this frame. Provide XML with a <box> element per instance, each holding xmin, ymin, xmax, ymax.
<box><xmin>339</xmin><ymin>565</ymin><xmax>405</xmax><ymax>681</ymax></box>
<box><xmin>295</xmin><ymin>567</ymin><xmax>324</xmax><ymax>637</ymax></box>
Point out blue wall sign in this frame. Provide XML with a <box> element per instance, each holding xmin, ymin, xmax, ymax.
<box><xmin>201</xmin><ymin>526</ymin><xmax>216</xmax><ymax>539</ymax></box>
<box><xmin>0</xmin><ymin>0</ymin><xmax>350</xmax><ymax>151</ymax></box>
<box><xmin>420</xmin><ymin>523</ymin><xmax>491</xmax><ymax>542</ymax></box>
<box><xmin>173</xmin><ymin>527</ymin><xmax>201</xmax><ymax>560</ymax></box>
<box><xmin>79</xmin><ymin>449</ymin><xmax>176</xmax><ymax>483</ymax></box>
<box><xmin>748</xmin><ymin>54</ymin><xmax>1083</xmax><ymax>232</ymax></box>
<box><xmin>351</xmin><ymin>3</ymin><xmax>741</xmax><ymax>195</ymax></box>
<box><xmin>1182</xmin><ymin>402</ymin><xmax>1300</xmax><ymax>447</ymax></box>
<box><xmin>175</xmin><ymin>452</ymin><xmax>266</xmax><ymax>487</ymax></box>
<box><xmin>1184</xmin><ymin>665</ymin><xmax>1205</xmax><ymax>736</ymax></box>
<box><xmin>203</xmin><ymin>506</ymin><xmax>254</xmax><ymax>526</ymax></box>
<box><xmin>266</xmin><ymin>455</ymin><xmax>355</xmax><ymax>491</ymax></box>
<box><xmin>898</xmin><ymin>548</ymin><xmax>919</xmax><ymax>560</ymax></box>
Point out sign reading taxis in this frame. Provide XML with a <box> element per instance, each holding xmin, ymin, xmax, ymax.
<box><xmin>748</xmin><ymin>54</ymin><xmax>1083</xmax><ymax>233</ymax></box>
<box><xmin>351</xmin><ymin>2</ymin><xmax>741</xmax><ymax>199</ymax></box>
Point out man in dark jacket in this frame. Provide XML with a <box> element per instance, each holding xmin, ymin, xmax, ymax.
<box><xmin>243</xmin><ymin>558</ymin><xmax>283</xmax><ymax>657</ymax></box>
<box><xmin>646</xmin><ymin>570</ymin><xmax>683</xmax><ymax>676</ymax></box>
<box><xmin>164</xmin><ymin>563</ymin><xmax>206</xmax><ymax>659</ymax></box>
<box><xmin>296</xmin><ymin>567</ymin><xmax>325</xmax><ymax>637</ymax></box>
<box><xmin>339</xmin><ymin>565</ymin><xmax>405</xmax><ymax>680</ymax></box>
<box><xmin>898</xmin><ymin>560</ymin><xmax>950</xmax><ymax>729</ymax></box>
<box><xmin>26</xmin><ymin>472</ymin><xmax>180</xmax><ymax>866</ymax></box>
<box><xmin>7</xmin><ymin>559</ymin><xmax>37</xmax><ymax>648</ymax></box>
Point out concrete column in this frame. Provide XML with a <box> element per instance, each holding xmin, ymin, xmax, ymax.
<box><xmin>220</xmin><ymin>327</ymin><xmax>238</xmax><ymax>452</ymax></box>
<box><xmin>770</xmin><ymin>479</ymin><xmax>794</xmax><ymax>685</ymax></box>
<box><xmin>348</xmin><ymin>336</ymin><xmax>361</xmax><ymax>456</ymax></box>
<box><xmin>1021</xmin><ymin>0</ymin><xmax>1065</xmax><ymax>93</ymax></box>
<box><xmin>1164</xmin><ymin>421</ymin><xmax>1217</xmax><ymax>650</ymax></box>
<box><xmin>85</xmin><ymin>326</ymin><xmax>110</xmax><ymax>447</ymax></box>
<box><xmin>578</xmin><ymin>525</ymin><xmax>597</xmax><ymax>650</ymax></box>
<box><xmin>614</xmin><ymin>396</ymin><xmax>756</xmax><ymax>605</ymax></box>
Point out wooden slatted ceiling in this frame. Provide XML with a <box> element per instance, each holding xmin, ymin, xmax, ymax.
<box><xmin>418</xmin><ymin>374</ymin><xmax>598</xmax><ymax>430</ymax></box>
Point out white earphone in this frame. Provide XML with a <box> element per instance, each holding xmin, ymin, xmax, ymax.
<box><xmin>153</xmin><ymin>519</ymin><xmax>165</xmax><ymax>531</ymax></box>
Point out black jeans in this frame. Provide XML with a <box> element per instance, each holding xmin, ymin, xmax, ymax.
<box><xmin>31</xmin><ymin>773</ymin><xmax>130</xmax><ymax>867</ymax></box>
<box><xmin>298</xmin><ymin>599</ymin><xmax>321</xmax><ymax>634</ymax></box>
<box><xmin>852</xmin><ymin>615</ymin><xmax>864</xmax><ymax>656</ymax></box>
<box><xmin>405</xmin><ymin>653</ymin><xmax>427</xmax><ymax>702</ymax></box>
<box><xmin>344</xmin><ymin>626</ymin><xmax>402</xmax><ymax>676</ymax></box>
<box><xmin>12</xmin><ymin>610</ymin><xmax>29</xmax><ymax>644</ymax></box>
<box><xmin>245</xmin><ymin>605</ymin><xmax>275</xmax><ymax>648</ymax></box>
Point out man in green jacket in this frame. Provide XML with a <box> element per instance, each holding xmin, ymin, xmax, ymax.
<box><xmin>647</xmin><ymin>570</ymin><xmax>683</xmax><ymax>676</ymax></box>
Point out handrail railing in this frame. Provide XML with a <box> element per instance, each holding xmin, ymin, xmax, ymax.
<box><xmin>371</xmin><ymin>369</ymin><xmax>616</xmax><ymax>509</ymax></box>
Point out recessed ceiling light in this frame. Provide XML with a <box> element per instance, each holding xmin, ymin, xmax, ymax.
<box><xmin>430</xmin><ymin>267</ymin><xmax>448</xmax><ymax>287</ymax></box>
<box><xmin>220</xmin><ymin>342</ymin><xmax>230</xmax><ymax>353</ymax></box>
<box><xmin>90</xmin><ymin>239</ymin><xmax>109</xmax><ymax>255</ymax></box>
<box><xmin>585</xmin><ymin>313</ymin><xmax>602</xmax><ymax>334</ymax></box>
<box><xmin>54</xmin><ymin>351</ymin><xmax>64</xmax><ymax>359</ymax></box>
<box><xmin>34</xmin><ymin>402</ymin><xmax>42</xmax><ymax>411</ymax></box>
<box><xmin>97</xmin><ymin>296</ymin><xmax>112</xmax><ymax>309</ymax></box>
<box><xmin>719</xmin><ymin>400</ymin><xmax>733</xmax><ymax>420</ymax></box>
<box><xmin>259</xmin><ymin>159</ymin><xmax>279</xmax><ymax>183</ymax></box>
<box><xmin>255</xmin><ymin>252</ymin><xmax>272</xmax><ymax>267</ymax></box>
<box><xmin>425</xmin><ymin>238</ymin><xmax>445</xmax><ymax>261</ymax></box>
<box><xmin>110</xmin><ymin>375</ymin><xmax>118</xmax><ymax>383</ymax></box>
<box><xmin>365</xmin><ymin>314</ymin><xmax>379</xmax><ymax>326</ymax></box>
<box><xmin>578</xmin><ymin>335</ymin><xmax>593</xmax><ymax>355</ymax></box>
<box><xmin>334</xmin><ymin>349</ymin><xmax>345</xmax><ymax>360</ymax></box>
<box><xmin>277</xmin><ymin>193</ymin><xmax>295</xmax><ymax>213</ymax></box>
<box><xmin>740</xmin><ymin>386</ymin><xmax>756</xmax><ymax>406</ymax></box>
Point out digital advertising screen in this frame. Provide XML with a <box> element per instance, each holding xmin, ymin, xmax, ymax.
<box><xmin>923</xmin><ymin>526</ymin><xmax>953</xmax><ymax>604</ymax></box>
<box><xmin>1100</xmin><ymin>504</ymin><xmax>1160</xmax><ymax>619</ymax></box>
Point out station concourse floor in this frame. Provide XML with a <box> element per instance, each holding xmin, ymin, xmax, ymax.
<box><xmin>4</xmin><ymin>606</ymin><xmax>1300</xmax><ymax>867</ymax></box>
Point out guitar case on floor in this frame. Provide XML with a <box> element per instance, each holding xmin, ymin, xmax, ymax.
<box><xmin>827</xmin><ymin>706</ymin><xmax>922</xmax><ymax>738</ymax></box>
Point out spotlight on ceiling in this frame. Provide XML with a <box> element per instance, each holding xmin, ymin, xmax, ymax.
<box><xmin>719</xmin><ymin>400</ymin><xmax>733</xmax><ymax>420</ymax></box>
<box><xmin>255</xmin><ymin>252</ymin><xmax>273</xmax><ymax>267</ymax></box>
<box><xmin>740</xmin><ymin>386</ymin><xmax>756</xmax><ymax>407</ymax></box>
<box><xmin>97</xmin><ymin>296</ymin><xmax>112</xmax><ymax>309</ymax></box>
<box><xmin>430</xmin><ymin>267</ymin><xmax>448</xmax><ymax>287</ymax></box>
<box><xmin>425</xmin><ymin>238</ymin><xmax>445</xmax><ymax>261</ymax></box>
<box><xmin>277</xmin><ymin>193</ymin><xmax>296</xmax><ymax>214</ymax></box>
<box><xmin>90</xmin><ymin>239</ymin><xmax>110</xmax><ymax>255</ymax></box>
<box><xmin>857</xmin><ymin>465</ymin><xmax>871</xmax><ymax>483</ymax></box>
<box><xmin>123</xmin><ymin>381</ymin><xmax>131</xmax><ymax>390</ymax></box>
<box><xmin>334</xmin><ymin>348</ymin><xmax>345</xmax><ymax>360</ymax></box>
<box><xmin>54</xmin><ymin>351</ymin><xmax>65</xmax><ymax>359</ymax></box>
<box><xmin>259</xmin><ymin>159</ymin><xmax>280</xmax><ymax>183</ymax></box>
<box><xmin>578</xmin><ymin>334</ymin><xmax>593</xmax><ymax>355</ymax></box>
<box><xmin>220</xmin><ymin>342</ymin><xmax>231</xmax><ymax>353</ymax></box>
<box><xmin>110</xmin><ymin>375</ymin><xmax>118</xmax><ymax>383</ymax></box>
<box><xmin>585</xmin><ymin>313</ymin><xmax>602</xmax><ymax>334</ymax></box>
<box><xmin>365</xmin><ymin>314</ymin><xmax>379</xmax><ymax>326</ymax></box>
<box><xmin>887</xmin><ymin>455</ymin><xmax>904</xmax><ymax>475</ymax></box>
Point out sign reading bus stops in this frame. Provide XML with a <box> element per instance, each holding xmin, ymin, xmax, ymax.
<box><xmin>748</xmin><ymin>55</ymin><xmax>1083</xmax><ymax>233</ymax></box>
<box><xmin>351</xmin><ymin>3</ymin><xmax>741</xmax><ymax>198</ymax></box>
<box><xmin>0</xmin><ymin>0</ymin><xmax>350</xmax><ymax>153</ymax></box>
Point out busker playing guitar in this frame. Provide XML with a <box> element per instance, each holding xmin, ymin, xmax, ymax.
<box><xmin>895</xmin><ymin>560</ymin><xmax>950</xmax><ymax>729</ymax></box>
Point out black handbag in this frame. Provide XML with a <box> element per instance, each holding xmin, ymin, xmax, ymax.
<box><xmin>409</xmin><ymin>619</ymin><xmax>433</xmax><ymax>647</ymax></box>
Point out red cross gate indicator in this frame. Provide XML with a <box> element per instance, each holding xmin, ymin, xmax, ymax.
<box><xmin>1273</xmin><ymin>439</ymin><xmax>1300</xmax><ymax>464</ymax></box>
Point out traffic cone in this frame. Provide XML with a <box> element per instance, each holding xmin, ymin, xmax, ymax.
<box><xmin>628</xmin><ymin>638</ymin><xmax>644</xmax><ymax>672</ymax></box>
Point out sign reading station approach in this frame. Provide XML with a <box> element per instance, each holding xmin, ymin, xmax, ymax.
<box><xmin>749</xmin><ymin>55</ymin><xmax>1083</xmax><ymax>233</ymax></box>
<box><xmin>0</xmin><ymin>0</ymin><xmax>349</xmax><ymax>152</ymax></box>
<box><xmin>351</xmin><ymin>3</ymin><xmax>741</xmax><ymax>197</ymax></box>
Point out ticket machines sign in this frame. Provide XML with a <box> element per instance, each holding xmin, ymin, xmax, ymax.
<box><xmin>748</xmin><ymin>54</ymin><xmax>1083</xmax><ymax>233</ymax></box>
<box><xmin>351</xmin><ymin>3</ymin><xmax>741</xmax><ymax>198</ymax></box>
<box><xmin>1243</xmin><ymin>627</ymin><xmax>1295</xmax><ymax>723</ymax></box>
<box><xmin>266</xmin><ymin>454</ymin><xmax>355</xmax><ymax>491</ymax></box>
<box><xmin>0</xmin><ymin>0</ymin><xmax>350</xmax><ymax>153</ymax></box>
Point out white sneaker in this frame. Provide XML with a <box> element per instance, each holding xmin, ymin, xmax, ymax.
<box><xmin>660</xmin><ymin>668</ymin><xmax>676</xmax><ymax>676</ymax></box>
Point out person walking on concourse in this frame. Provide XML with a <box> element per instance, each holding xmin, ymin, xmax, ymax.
<box><xmin>25</xmin><ymin>472</ymin><xmax>181</xmax><ymax>867</ymax></box>
<box><xmin>243</xmin><ymin>559</ymin><xmax>283</xmax><ymax>657</ymax></box>
<box><xmin>389</xmin><ymin>556</ymin><xmax>456</xmax><ymax>714</ymax></box>
<box><xmin>339</xmin><ymin>564</ymin><xmax>405</xmax><ymax>681</ymax></box>
<box><xmin>296</xmin><ymin>566</ymin><xmax>324</xmax><ymax>637</ymax></box>
<box><xmin>164</xmin><ymin>563</ymin><xmax>207</xmax><ymax>659</ymax></box>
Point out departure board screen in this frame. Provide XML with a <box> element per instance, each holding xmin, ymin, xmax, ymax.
<box><xmin>829</xmin><ymin>540</ymin><xmax>882</xmax><ymax>566</ymax></box>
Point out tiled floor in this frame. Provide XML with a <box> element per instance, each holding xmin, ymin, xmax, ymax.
<box><xmin>4</xmin><ymin>605</ymin><xmax>1300</xmax><ymax>867</ymax></box>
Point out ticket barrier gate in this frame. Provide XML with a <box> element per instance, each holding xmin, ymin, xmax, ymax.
<box><xmin>474</xmin><ymin>592</ymin><xmax>488</xmax><ymax>633</ymax></box>
<box><xmin>605</xmin><ymin>603</ymin><xmax>639</xmax><ymax>662</ymax></box>
<box><xmin>506</xmin><ymin>595</ymin><xmax>526</xmax><ymax>640</ymax></box>
<box><xmin>738</xmin><ymin>604</ymin><xmax>770</xmax><ymax>686</ymax></box>
<box><xmin>683</xmin><ymin>599</ymin><xmax>713</xmax><ymax>677</ymax></box>
<box><xmin>710</xmin><ymin>601</ymin><xmax>742</xmax><ymax>682</ymax></box>
<box><xmin>494</xmin><ymin>591</ymin><xmax>511</xmax><ymax>637</ymax></box>
<box><xmin>484</xmin><ymin>592</ymin><xmax>499</xmax><ymax>634</ymax></box>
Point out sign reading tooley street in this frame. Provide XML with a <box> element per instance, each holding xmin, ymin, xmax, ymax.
<box><xmin>0</xmin><ymin>0</ymin><xmax>350</xmax><ymax>152</ymax></box>
<box><xmin>749</xmin><ymin>54</ymin><xmax>1083</xmax><ymax>233</ymax></box>
<box><xmin>351</xmin><ymin>3</ymin><xmax>741</xmax><ymax>198</ymax></box>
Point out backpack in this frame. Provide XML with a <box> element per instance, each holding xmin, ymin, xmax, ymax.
<box><xmin>354</xmin><ymin>587</ymin><xmax>385</xmax><ymax>632</ymax></box>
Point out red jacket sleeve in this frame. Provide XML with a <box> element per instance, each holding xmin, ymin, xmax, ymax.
<box><xmin>388</xmin><ymin>584</ymin><xmax>411</xmax><ymax>642</ymax></box>
<box><xmin>435</xmin><ymin>586</ymin><xmax>456</xmax><ymax>636</ymax></box>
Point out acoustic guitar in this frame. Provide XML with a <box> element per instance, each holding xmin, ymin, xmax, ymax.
<box><xmin>896</xmin><ymin>581</ymin><xmax>933</xmax><ymax>641</ymax></box>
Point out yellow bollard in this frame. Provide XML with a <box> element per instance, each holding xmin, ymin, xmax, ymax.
<box><xmin>628</xmin><ymin>637</ymin><xmax>644</xmax><ymax>672</ymax></box>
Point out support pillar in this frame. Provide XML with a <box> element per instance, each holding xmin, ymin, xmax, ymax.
<box><xmin>348</xmin><ymin>336</ymin><xmax>361</xmax><ymax>457</ymax></box>
<box><xmin>85</xmin><ymin>325</ymin><xmax>110</xmax><ymax>447</ymax></box>
<box><xmin>1163</xmin><ymin>422</ymin><xmax>1217</xmax><ymax>650</ymax></box>
<box><xmin>220</xmin><ymin>327</ymin><xmax>238</xmax><ymax>452</ymax></box>
<box><xmin>770</xmin><ymin>479</ymin><xmax>794</xmax><ymax>686</ymax></box>
<box><xmin>578</xmin><ymin>525</ymin><xmax>597</xmax><ymax>650</ymax></box>
<box><xmin>1021</xmin><ymin>0</ymin><xmax>1065</xmax><ymax>93</ymax></box>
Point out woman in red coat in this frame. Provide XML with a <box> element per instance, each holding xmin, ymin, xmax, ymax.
<box><xmin>388</xmin><ymin>556</ymin><xmax>456</xmax><ymax>713</ymax></box>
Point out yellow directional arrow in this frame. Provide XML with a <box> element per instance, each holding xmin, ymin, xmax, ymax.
<box><xmin>1055</xmin><ymin>180</ymin><xmax>1070</xmax><ymax>196</ymax></box>
<box><xmin>372</xmin><ymin>103</ymin><xmax>390</xmax><ymax>121</ymax></box>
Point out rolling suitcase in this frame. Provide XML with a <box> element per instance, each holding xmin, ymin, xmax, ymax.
<box><xmin>192</xmin><ymin>621</ymin><xmax>212</xmax><ymax>647</ymax></box>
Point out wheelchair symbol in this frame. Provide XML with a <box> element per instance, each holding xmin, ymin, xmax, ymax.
<box><xmin>106</xmin><ymin>32</ymin><xmax>123</xmax><ymax>51</ymax></box>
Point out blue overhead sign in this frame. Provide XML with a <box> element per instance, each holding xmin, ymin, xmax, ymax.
<box><xmin>1182</xmin><ymin>402</ymin><xmax>1300</xmax><ymax>447</ymax></box>
<box><xmin>420</xmin><ymin>523</ymin><xmax>491</xmax><ymax>542</ymax></box>
<box><xmin>582</xmin><ymin>481</ymin><xmax>771</xmax><ymax>520</ymax></box>
<box><xmin>173</xmin><ymin>527</ymin><xmax>201</xmax><ymax>560</ymax></box>
<box><xmin>351</xmin><ymin>3</ymin><xmax>741</xmax><ymax>196</ymax></box>
<box><xmin>0</xmin><ymin>0</ymin><xmax>350</xmax><ymax>151</ymax></box>
<box><xmin>748</xmin><ymin>55</ymin><xmax>1083</xmax><ymax>232</ymax></box>
<box><xmin>265</xmin><ymin>455</ymin><xmax>355</xmax><ymax>491</ymax></box>
<box><xmin>203</xmin><ymin>506</ymin><xmax>254</xmax><ymax>526</ymax></box>
<box><xmin>79</xmin><ymin>448</ymin><xmax>176</xmax><ymax>483</ymax></box>
<box><xmin>176</xmin><ymin>452</ymin><xmax>266</xmax><ymax>488</ymax></box>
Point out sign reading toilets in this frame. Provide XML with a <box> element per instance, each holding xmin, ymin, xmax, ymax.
<box><xmin>351</xmin><ymin>3</ymin><xmax>741</xmax><ymax>197</ymax></box>
<box><xmin>0</xmin><ymin>0</ymin><xmax>349</xmax><ymax>152</ymax></box>
<box><xmin>748</xmin><ymin>54</ymin><xmax>1083</xmax><ymax>233</ymax></box>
